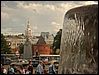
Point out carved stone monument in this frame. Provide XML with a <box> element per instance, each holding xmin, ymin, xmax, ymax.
<box><xmin>58</xmin><ymin>5</ymin><xmax>98</xmax><ymax>74</ymax></box>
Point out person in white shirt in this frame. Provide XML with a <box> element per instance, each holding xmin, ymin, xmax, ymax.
<box><xmin>1</xmin><ymin>64</ymin><xmax>7</xmax><ymax>74</ymax></box>
<box><xmin>25</xmin><ymin>69</ymin><xmax>31</xmax><ymax>74</ymax></box>
<box><xmin>3</xmin><ymin>68</ymin><xmax>7</xmax><ymax>74</ymax></box>
<box><xmin>7</xmin><ymin>64</ymin><xmax>15</xmax><ymax>74</ymax></box>
<box><xmin>36</xmin><ymin>61</ymin><xmax>44</xmax><ymax>74</ymax></box>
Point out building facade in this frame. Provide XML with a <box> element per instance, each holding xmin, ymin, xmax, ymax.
<box><xmin>32</xmin><ymin>36</ymin><xmax>52</xmax><ymax>56</ymax></box>
<box><xmin>4</xmin><ymin>20</ymin><xmax>54</xmax><ymax>55</ymax></box>
<box><xmin>5</xmin><ymin>35</ymin><xmax>26</xmax><ymax>53</ymax></box>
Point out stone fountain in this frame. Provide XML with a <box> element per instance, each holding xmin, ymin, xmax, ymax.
<box><xmin>58</xmin><ymin>5</ymin><xmax>98</xmax><ymax>74</ymax></box>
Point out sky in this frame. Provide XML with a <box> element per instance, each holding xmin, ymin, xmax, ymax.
<box><xmin>1</xmin><ymin>1</ymin><xmax>98</xmax><ymax>36</ymax></box>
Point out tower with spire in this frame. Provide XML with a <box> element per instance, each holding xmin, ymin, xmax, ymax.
<box><xmin>25</xmin><ymin>19</ymin><xmax>32</xmax><ymax>42</ymax></box>
<box><xmin>23</xmin><ymin>19</ymin><xmax>33</xmax><ymax>59</ymax></box>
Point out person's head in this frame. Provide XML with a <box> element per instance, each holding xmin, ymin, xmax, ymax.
<box><xmin>51</xmin><ymin>61</ymin><xmax>54</xmax><ymax>65</ymax></box>
<box><xmin>1</xmin><ymin>64</ymin><xmax>3</xmax><ymax>68</ymax></box>
<box><xmin>1</xmin><ymin>64</ymin><xmax>2</xmax><ymax>66</ymax></box>
<box><xmin>24</xmin><ymin>65</ymin><xmax>27</xmax><ymax>69</ymax></box>
<box><xmin>23</xmin><ymin>65</ymin><xmax>26</xmax><ymax>68</ymax></box>
<box><xmin>29</xmin><ymin>59</ymin><xmax>32</xmax><ymax>65</ymax></box>
<box><xmin>29</xmin><ymin>59</ymin><xmax>32</xmax><ymax>62</ymax></box>
<box><xmin>39</xmin><ymin>61</ymin><xmax>43</xmax><ymax>65</ymax></box>
<box><xmin>10</xmin><ymin>64</ymin><xmax>15</xmax><ymax>67</ymax></box>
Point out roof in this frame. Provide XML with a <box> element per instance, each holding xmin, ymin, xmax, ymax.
<box><xmin>36</xmin><ymin>36</ymin><xmax>46</xmax><ymax>45</ymax></box>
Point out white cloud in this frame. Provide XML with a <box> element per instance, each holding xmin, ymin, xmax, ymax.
<box><xmin>16</xmin><ymin>2</ymin><xmax>42</xmax><ymax>13</ymax></box>
<box><xmin>60</xmin><ymin>3</ymin><xmax>81</xmax><ymax>12</ymax></box>
<box><xmin>84</xmin><ymin>1</ymin><xmax>98</xmax><ymax>5</ymax></box>
<box><xmin>16</xmin><ymin>1</ymin><xmax>24</xmax><ymax>8</ymax></box>
<box><xmin>1</xmin><ymin>11</ymin><xmax>9</xmax><ymax>20</ymax></box>
<box><xmin>1</xmin><ymin>2</ymin><xmax>7</xmax><ymax>7</ymax></box>
<box><xmin>1</xmin><ymin>28</ymin><xmax>12</xmax><ymax>33</ymax></box>
<box><xmin>33</xmin><ymin>26</ymin><xmax>38</xmax><ymax>30</ymax></box>
<box><xmin>51</xmin><ymin>21</ymin><xmax>60</xmax><ymax>26</ymax></box>
<box><xmin>1</xmin><ymin>6</ymin><xmax>21</xmax><ymax>21</ymax></box>
<box><xmin>51</xmin><ymin>22</ymin><xmax>57</xmax><ymax>25</ymax></box>
<box><xmin>1</xmin><ymin>28</ymin><xmax>23</xmax><ymax>35</ymax></box>
<box><xmin>59</xmin><ymin>1</ymin><xmax>98</xmax><ymax>13</ymax></box>
<box><xmin>51</xmin><ymin>21</ymin><xmax>62</xmax><ymax>32</ymax></box>
<box><xmin>1</xmin><ymin>1</ymin><xmax>98</xmax><ymax>35</ymax></box>
<box><xmin>45</xmin><ymin>4</ymin><xmax>56</xmax><ymax>11</ymax></box>
<box><xmin>17</xmin><ymin>2</ymin><xmax>61</xmax><ymax>13</ymax></box>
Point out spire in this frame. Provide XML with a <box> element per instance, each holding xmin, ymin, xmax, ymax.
<box><xmin>25</xmin><ymin>18</ymin><xmax>32</xmax><ymax>41</ymax></box>
<box><xmin>27</xmin><ymin>18</ymin><xmax>30</xmax><ymax>28</ymax></box>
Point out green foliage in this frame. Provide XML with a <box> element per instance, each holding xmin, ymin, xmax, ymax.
<box><xmin>1</xmin><ymin>34</ymin><xmax>11</xmax><ymax>54</ymax></box>
<box><xmin>52</xmin><ymin>29</ymin><xmax>62</xmax><ymax>54</ymax></box>
<box><xmin>19</xmin><ymin>43</ymin><xmax>24</xmax><ymax>54</ymax></box>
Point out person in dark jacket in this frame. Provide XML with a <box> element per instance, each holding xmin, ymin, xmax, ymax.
<box><xmin>28</xmin><ymin>60</ymin><xmax>33</xmax><ymax>74</ymax></box>
<box><xmin>48</xmin><ymin>61</ymin><xmax>56</xmax><ymax>74</ymax></box>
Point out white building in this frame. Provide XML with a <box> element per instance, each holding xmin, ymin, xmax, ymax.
<box><xmin>5</xmin><ymin>35</ymin><xmax>26</xmax><ymax>49</ymax></box>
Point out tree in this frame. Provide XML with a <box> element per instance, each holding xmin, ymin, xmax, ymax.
<box><xmin>1</xmin><ymin>34</ymin><xmax>11</xmax><ymax>54</ymax></box>
<box><xmin>52</xmin><ymin>29</ymin><xmax>62</xmax><ymax>54</ymax></box>
<box><xmin>18</xmin><ymin>43</ymin><xmax>24</xmax><ymax>54</ymax></box>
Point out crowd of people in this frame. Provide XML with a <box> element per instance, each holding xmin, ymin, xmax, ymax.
<box><xmin>1</xmin><ymin>60</ymin><xmax>33</xmax><ymax>74</ymax></box>
<box><xmin>1</xmin><ymin>60</ymin><xmax>57</xmax><ymax>74</ymax></box>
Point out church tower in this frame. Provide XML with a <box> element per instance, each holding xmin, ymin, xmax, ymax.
<box><xmin>23</xmin><ymin>19</ymin><xmax>33</xmax><ymax>60</ymax></box>
<box><xmin>25</xmin><ymin>19</ymin><xmax>32</xmax><ymax>41</ymax></box>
